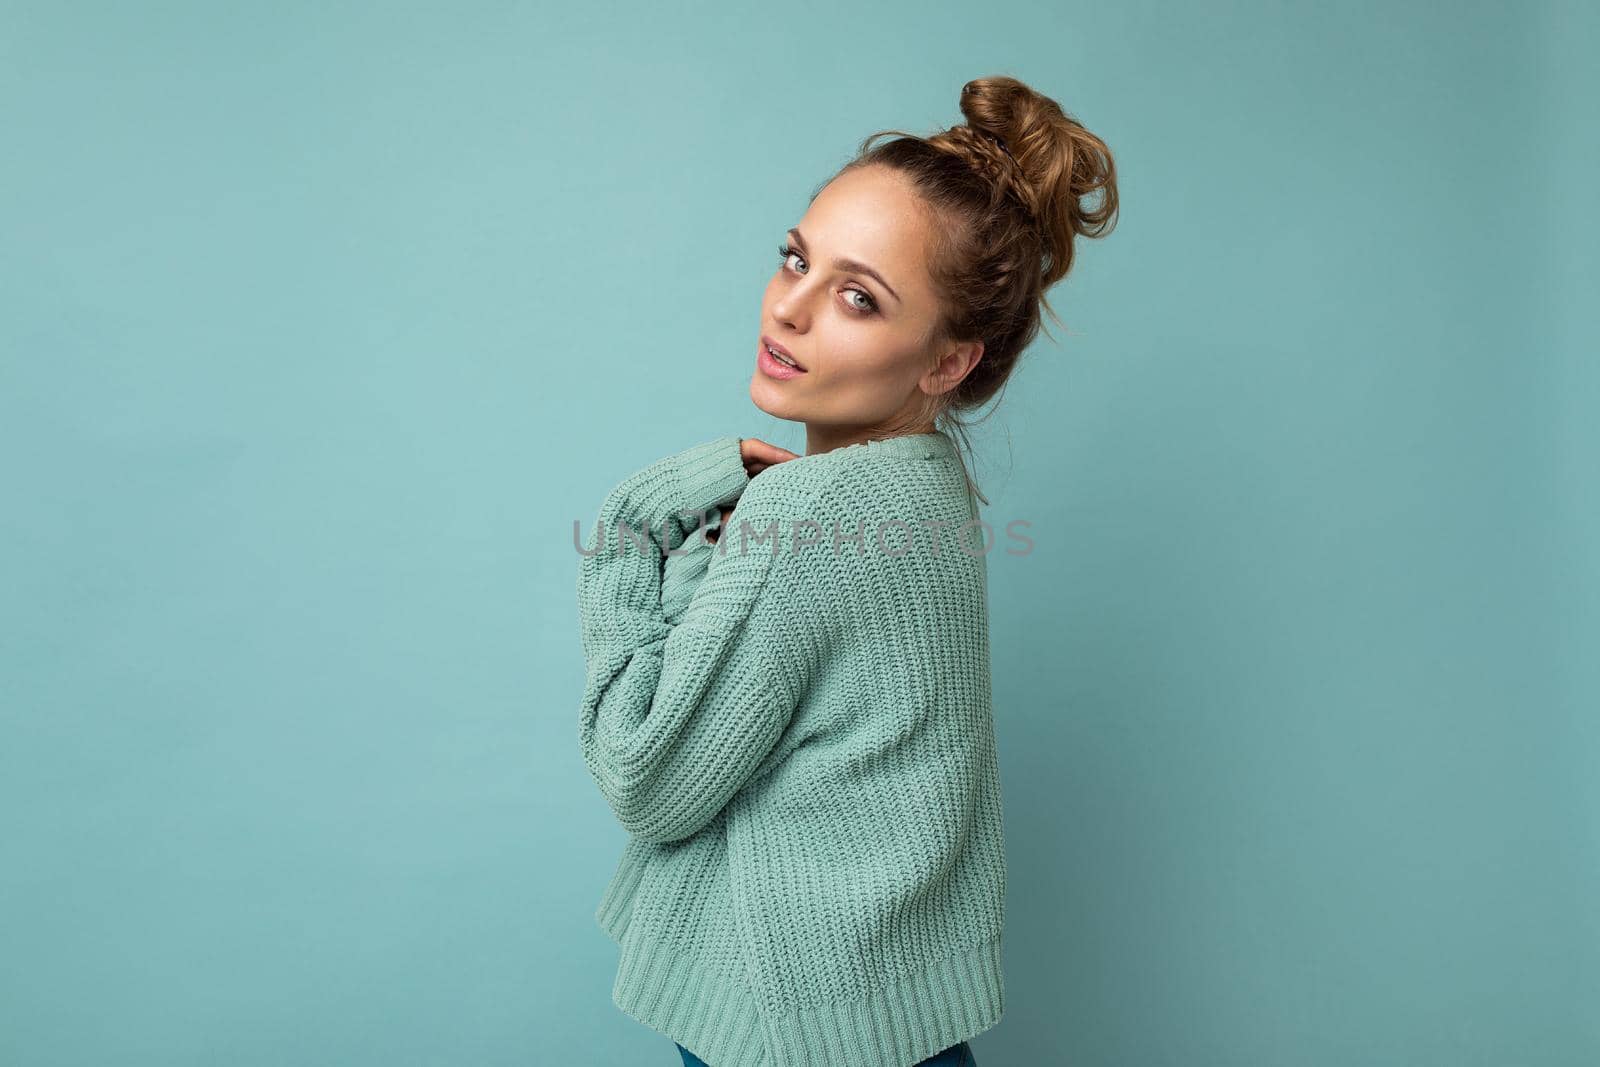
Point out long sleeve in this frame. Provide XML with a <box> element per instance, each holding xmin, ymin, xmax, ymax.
<box><xmin>576</xmin><ymin>436</ymin><xmax>820</xmax><ymax>844</ymax></box>
<box><xmin>661</xmin><ymin>517</ymin><xmax>720</xmax><ymax>626</ymax></box>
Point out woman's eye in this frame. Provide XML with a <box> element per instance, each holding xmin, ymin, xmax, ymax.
<box><xmin>845</xmin><ymin>289</ymin><xmax>877</xmax><ymax>314</ymax></box>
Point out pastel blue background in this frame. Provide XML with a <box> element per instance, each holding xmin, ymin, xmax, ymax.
<box><xmin>2</xmin><ymin>2</ymin><xmax>1594</xmax><ymax>1064</ymax></box>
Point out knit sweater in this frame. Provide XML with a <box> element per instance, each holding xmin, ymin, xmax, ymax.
<box><xmin>576</xmin><ymin>430</ymin><xmax>1006</xmax><ymax>1067</ymax></box>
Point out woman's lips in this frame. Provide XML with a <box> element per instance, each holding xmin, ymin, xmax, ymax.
<box><xmin>757</xmin><ymin>341</ymin><xmax>807</xmax><ymax>380</ymax></box>
<box><xmin>761</xmin><ymin>335</ymin><xmax>804</xmax><ymax>369</ymax></box>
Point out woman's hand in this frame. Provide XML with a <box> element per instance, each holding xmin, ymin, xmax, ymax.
<box><xmin>738</xmin><ymin>437</ymin><xmax>800</xmax><ymax>478</ymax></box>
<box><xmin>706</xmin><ymin>438</ymin><xmax>799</xmax><ymax>544</ymax></box>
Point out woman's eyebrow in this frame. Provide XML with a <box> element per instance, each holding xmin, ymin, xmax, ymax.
<box><xmin>788</xmin><ymin>227</ymin><xmax>901</xmax><ymax>304</ymax></box>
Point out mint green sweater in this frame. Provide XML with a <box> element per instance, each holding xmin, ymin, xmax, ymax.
<box><xmin>576</xmin><ymin>431</ymin><xmax>1006</xmax><ymax>1067</ymax></box>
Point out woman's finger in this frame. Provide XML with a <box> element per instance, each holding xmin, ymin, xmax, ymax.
<box><xmin>739</xmin><ymin>437</ymin><xmax>800</xmax><ymax>474</ymax></box>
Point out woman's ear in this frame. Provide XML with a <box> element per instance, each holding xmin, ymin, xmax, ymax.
<box><xmin>924</xmin><ymin>340</ymin><xmax>983</xmax><ymax>398</ymax></box>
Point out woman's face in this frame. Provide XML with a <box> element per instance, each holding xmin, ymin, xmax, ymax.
<box><xmin>752</xmin><ymin>165</ymin><xmax>981</xmax><ymax>454</ymax></box>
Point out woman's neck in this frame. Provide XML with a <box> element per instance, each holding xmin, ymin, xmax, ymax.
<box><xmin>805</xmin><ymin>419</ymin><xmax>938</xmax><ymax>457</ymax></box>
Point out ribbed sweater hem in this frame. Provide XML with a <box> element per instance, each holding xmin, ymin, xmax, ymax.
<box><xmin>594</xmin><ymin>839</ymin><xmax>646</xmax><ymax>944</ymax></box>
<box><xmin>600</xmin><ymin>909</ymin><xmax>1004</xmax><ymax>1067</ymax></box>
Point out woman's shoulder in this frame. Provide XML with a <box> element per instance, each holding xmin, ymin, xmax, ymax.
<box><xmin>743</xmin><ymin>434</ymin><xmax>969</xmax><ymax>508</ymax></box>
<box><xmin>714</xmin><ymin>444</ymin><xmax>976</xmax><ymax>583</ymax></box>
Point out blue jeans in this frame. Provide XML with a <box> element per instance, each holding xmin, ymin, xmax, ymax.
<box><xmin>675</xmin><ymin>1040</ymin><xmax>974</xmax><ymax>1066</ymax></box>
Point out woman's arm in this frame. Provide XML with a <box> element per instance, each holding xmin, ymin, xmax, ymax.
<box><xmin>576</xmin><ymin>437</ymin><xmax>819</xmax><ymax>844</ymax></box>
<box><xmin>660</xmin><ymin>516</ymin><xmax>720</xmax><ymax>626</ymax></box>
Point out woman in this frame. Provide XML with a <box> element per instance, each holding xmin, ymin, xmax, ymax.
<box><xmin>577</xmin><ymin>75</ymin><xmax>1118</xmax><ymax>1067</ymax></box>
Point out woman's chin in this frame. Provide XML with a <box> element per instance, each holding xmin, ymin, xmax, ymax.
<box><xmin>749</xmin><ymin>375</ymin><xmax>802</xmax><ymax>418</ymax></box>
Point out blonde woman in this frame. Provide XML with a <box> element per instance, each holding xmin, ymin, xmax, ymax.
<box><xmin>577</xmin><ymin>75</ymin><xmax>1118</xmax><ymax>1067</ymax></box>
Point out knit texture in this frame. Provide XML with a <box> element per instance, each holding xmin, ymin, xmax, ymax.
<box><xmin>576</xmin><ymin>431</ymin><xmax>1005</xmax><ymax>1067</ymax></box>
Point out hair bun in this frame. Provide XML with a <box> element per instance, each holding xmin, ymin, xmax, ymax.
<box><xmin>958</xmin><ymin>78</ymin><xmax>1032</xmax><ymax>160</ymax></box>
<box><xmin>954</xmin><ymin>76</ymin><xmax>1118</xmax><ymax>270</ymax></box>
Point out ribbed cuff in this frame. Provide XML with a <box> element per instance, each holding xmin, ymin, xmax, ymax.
<box><xmin>670</xmin><ymin>436</ymin><xmax>749</xmax><ymax>516</ymax></box>
<box><xmin>623</xmin><ymin>437</ymin><xmax>749</xmax><ymax>541</ymax></box>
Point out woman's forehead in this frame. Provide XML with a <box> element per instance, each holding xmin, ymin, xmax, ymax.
<box><xmin>800</xmin><ymin>168</ymin><xmax>934</xmax><ymax>299</ymax></box>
